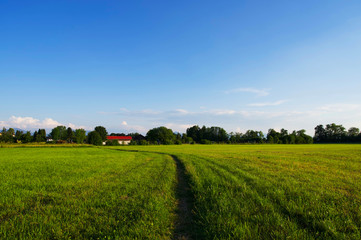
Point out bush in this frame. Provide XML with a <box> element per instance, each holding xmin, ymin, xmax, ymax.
<box><xmin>200</xmin><ymin>139</ymin><xmax>212</xmax><ymax>144</ymax></box>
<box><xmin>105</xmin><ymin>140</ymin><xmax>120</xmax><ymax>146</ymax></box>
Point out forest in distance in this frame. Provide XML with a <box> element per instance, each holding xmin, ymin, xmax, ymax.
<box><xmin>1</xmin><ymin>123</ymin><xmax>360</xmax><ymax>146</ymax></box>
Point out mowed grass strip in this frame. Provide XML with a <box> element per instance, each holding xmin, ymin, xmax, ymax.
<box><xmin>126</xmin><ymin>144</ymin><xmax>361</xmax><ymax>239</ymax></box>
<box><xmin>0</xmin><ymin>147</ymin><xmax>177</xmax><ymax>239</ymax></box>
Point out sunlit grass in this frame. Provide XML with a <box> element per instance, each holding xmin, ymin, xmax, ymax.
<box><xmin>0</xmin><ymin>147</ymin><xmax>177</xmax><ymax>239</ymax></box>
<box><xmin>1</xmin><ymin>144</ymin><xmax>360</xmax><ymax>239</ymax></box>
<box><xmin>127</xmin><ymin>144</ymin><xmax>361</xmax><ymax>239</ymax></box>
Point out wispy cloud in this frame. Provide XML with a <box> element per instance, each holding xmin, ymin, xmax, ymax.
<box><xmin>318</xmin><ymin>104</ymin><xmax>361</xmax><ymax>112</ymax></box>
<box><xmin>225</xmin><ymin>87</ymin><xmax>270</xmax><ymax>96</ymax></box>
<box><xmin>0</xmin><ymin>116</ymin><xmax>90</xmax><ymax>130</ymax></box>
<box><xmin>96</xmin><ymin>104</ymin><xmax>361</xmax><ymax>135</ymax></box>
<box><xmin>248</xmin><ymin>100</ymin><xmax>288</xmax><ymax>107</ymax></box>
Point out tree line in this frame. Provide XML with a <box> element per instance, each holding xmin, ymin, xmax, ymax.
<box><xmin>314</xmin><ymin>123</ymin><xmax>361</xmax><ymax>143</ymax></box>
<box><xmin>1</xmin><ymin>123</ymin><xmax>360</xmax><ymax>145</ymax></box>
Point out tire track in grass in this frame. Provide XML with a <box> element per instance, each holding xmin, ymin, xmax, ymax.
<box><xmin>111</xmin><ymin>149</ymin><xmax>196</xmax><ymax>239</ymax></box>
<box><xmin>171</xmin><ymin>154</ymin><xmax>194</xmax><ymax>240</ymax></box>
<box><xmin>202</xmin><ymin>156</ymin><xmax>336</xmax><ymax>238</ymax></box>
<box><xmin>0</xmin><ymin>151</ymin><xmax>152</xmax><ymax>225</ymax></box>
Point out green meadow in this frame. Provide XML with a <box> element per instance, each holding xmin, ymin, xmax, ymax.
<box><xmin>0</xmin><ymin>145</ymin><xmax>360</xmax><ymax>239</ymax></box>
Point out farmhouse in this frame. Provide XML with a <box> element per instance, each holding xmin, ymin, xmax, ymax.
<box><xmin>105</xmin><ymin>136</ymin><xmax>132</xmax><ymax>145</ymax></box>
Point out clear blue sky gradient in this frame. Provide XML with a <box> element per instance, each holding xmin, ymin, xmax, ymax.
<box><xmin>1</xmin><ymin>0</ymin><xmax>361</xmax><ymax>134</ymax></box>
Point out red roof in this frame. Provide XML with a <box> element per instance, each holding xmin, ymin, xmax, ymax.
<box><xmin>107</xmin><ymin>136</ymin><xmax>132</xmax><ymax>140</ymax></box>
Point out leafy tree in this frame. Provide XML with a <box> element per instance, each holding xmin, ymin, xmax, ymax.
<box><xmin>243</xmin><ymin>130</ymin><xmax>264</xmax><ymax>143</ymax></box>
<box><xmin>129</xmin><ymin>133</ymin><xmax>146</xmax><ymax>141</ymax></box>
<box><xmin>267</xmin><ymin>135</ymin><xmax>274</xmax><ymax>144</ymax></box>
<box><xmin>66</xmin><ymin>127</ymin><xmax>74</xmax><ymax>143</ymax></box>
<box><xmin>33</xmin><ymin>129</ymin><xmax>46</xmax><ymax>142</ymax></box>
<box><xmin>325</xmin><ymin>123</ymin><xmax>346</xmax><ymax>143</ymax></box>
<box><xmin>186</xmin><ymin>125</ymin><xmax>228</xmax><ymax>143</ymax></box>
<box><xmin>50</xmin><ymin>126</ymin><xmax>67</xmax><ymax>141</ymax></box>
<box><xmin>314</xmin><ymin>125</ymin><xmax>326</xmax><ymax>143</ymax></box>
<box><xmin>33</xmin><ymin>131</ymin><xmax>41</xmax><ymax>142</ymax></box>
<box><xmin>280</xmin><ymin>128</ymin><xmax>289</xmax><ymax>144</ymax></box>
<box><xmin>295</xmin><ymin>129</ymin><xmax>313</xmax><ymax>144</ymax></box>
<box><xmin>94</xmin><ymin>126</ymin><xmax>108</xmax><ymax>142</ymax></box>
<box><xmin>267</xmin><ymin>129</ymin><xmax>279</xmax><ymax>144</ymax></box>
<box><xmin>110</xmin><ymin>133</ymin><xmax>126</xmax><ymax>136</ymax></box>
<box><xmin>38</xmin><ymin>129</ymin><xmax>46</xmax><ymax>142</ymax></box>
<box><xmin>22</xmin><ymin>131</ymin><xmax>32</xmax><ymax>143</ymax></box>
<box><xmin>289</xmin><ymin>132</ymin><xmax>296</xmax><ymax>144</ymax></box>
<box><xmin>146</xmin><ymin>126</ymin><xmax>175</xmax><ymax>144</ymax></box>
<box><xmin>1</xmin><ymin>128</ymin><xmax>15</xmax><ymax>143</ymax></box>
<box><xmin>186</xmin><ymin>125</ymin><xmax>201</xmax><ymax>143</ymax></box>
<box><xmin>347</xmin><ymin>127</ymin><xmax>360</xmax><ymax>142</ymax></box>
<box><xmin>229</xmin><ymin>132</ymin><xmax>243</xmax><ymax>144</ymax></box>
<box><xmin>348</xmin><ymin>127</ymin><xmax>360</xmax><ymax>137</ymax></box>
<box><xmin>15</xmin><ymin>130</ymin><xmax>23</xmax><ymax>143</ymax></box>
<box><xmin>74</xmin><ymin>129</ymin><xmax>86</xmax><ymax>144</ymax></box>
<box><xmin>87</xmin><ymin>131</ymin><xmax>103</xmax><ymax>146</ymax></box>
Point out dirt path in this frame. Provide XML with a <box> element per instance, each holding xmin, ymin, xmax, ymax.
<box><xmin>109</xmin><ymin>149</ymin><xmax>195</xmax><ymax>239</ymax></box>
<box><xmin>171</xmin><ymin>155</ymin><xmax>194</xmax><ymax>240</ymax></box>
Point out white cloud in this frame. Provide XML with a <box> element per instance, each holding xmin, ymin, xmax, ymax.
<box><xmin>164</xmin><ymin>123</ymin><xmax>194</xmax><ymax>133</ymax></box>
<box><xmin>121</xmin><ymin>121</ymin><xmax>128</xmax><ymax>126</ymax></box>
<box><xmin>174</xmin><ymin>109</ymin><xmax>189</xmax><ymax>115</ymax></box>
<box><xmin>248</xmin><ymin>100</ymin><xmax>287</xmax><ymax>107</ymax></box>
<box><xmin>0</xmin><ymin>116</ymin><xmax>90</xmax><ymax>130</ymax></box>
<box><xmin>207</xmin><ymin>109</ymin><xmax>236</xmax><ymax>115</ymax></box>
<box><xmin>119</xmin><ymin>123</ymin><xmax>147</xmax><ymax>133</ymax></box>
<box><xmin>225</xmin><ymin>87</ymin><xmax>270</xmax><ymax>96</ymax></box>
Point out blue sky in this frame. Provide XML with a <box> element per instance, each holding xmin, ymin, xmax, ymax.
<box><xmin>1</xmin><ymin>0</ymin><xmax>361</xmax><ymax>135</ymax></box>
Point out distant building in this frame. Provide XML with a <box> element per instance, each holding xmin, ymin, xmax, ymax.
<box><xmin>104</xmin><ymin>136</ymin><xmax>132</xmax><ymax>145</ymax></box>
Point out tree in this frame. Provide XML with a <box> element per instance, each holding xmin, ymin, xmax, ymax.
<box><xmin>280</xmin><ymin>128</ymin><xmax>289</xmax><ymax>144</ymax></box>
<box><xmin>66</xmin><ymin>127</ymin><xmax>74</xmax><ymax>143</ymax></box>
<box><xmin>22</xmin><ymin>131</ymin><xmax>32</xmax><ymax>143</ymax></box>
<box><xmin>325</xmin><ymin>123</ymin><xmax>346</xmax><ymax>143</ymax></box>
<box><xmin>146</xmin><ymin>126</ymin><xmax>175</xmax><ymax>144</ymax></box>
<box><xmin>267</xmin><ymin>129</ymin><xmax>279</xmax><ymax>144</ymax></box>
<box><xmin>348</xmin><ymin>127</ymin><xmax>360</xmax><ymax>137</ymax></box>
<box><xmin>94</xmin><ymin>126</ymin><xmax>108</xmax><ymax>142</ymax></box>
<box><xmin>347</xmin><ymin>127</ymin><xmax>360</xmax><ymax>142</ymax></box>
<box><xmin>33</xmin><ymin>131</ymin><xmax>40</xmax><ymax>142</ymax></box>
<box><xmin>243</xmin><ymin>130</ymin><xmax>264</xmax><ymax>143</ymax></box>
<box><xmin>296</xmin><ymin>129</ymin><xmax>313</xmax><ymax>144</ymax></box>
<box><xmin>186</xmin><ymin>125</ymin><xmax>201</xmax><ymax>143</ymax></box>
<box><xmin>87</xmin><ymin>131</ymin><xmax>103</xmax><ymax>146</ymax></box>
<box><xmin>74</xmin><ymin>129</ymin><xmax>86</xmax><ymax>144</ymax></box>
<box><xmin>15</xmin><ymin>130</ymin><xmax>23</xmax><ymax>143</ymax></box>
<box><xmin>50</xmin><ymin>126</ymin><xmax>67</xmax><ymax>141</ymax></box>
<box><xmin>314</xmin><ymin>125</ymin><xmax>326</xmax><ymax>143</ymax></box>
<box><xmin>1</xmin><ymin>128</ymin><xmax>15</xmax><ymax>143</ymax></box>
<box><xmin>33</xmin><ymin>129</ymin><xmax>46</xmax><ymax>142</ymax></box>
<box><xmin>38</xmin><ymin>129</ymin><xmax>46</xmax><ymax>142</ymax></box>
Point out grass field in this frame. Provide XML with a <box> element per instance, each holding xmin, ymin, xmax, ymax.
<box><xmin>0</xmin><ymin>145</ymin><xmax>360</xmax><ymax>239</ymax></box>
